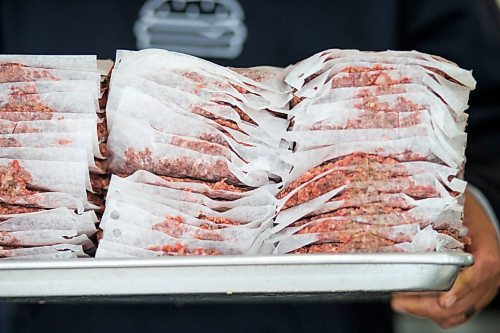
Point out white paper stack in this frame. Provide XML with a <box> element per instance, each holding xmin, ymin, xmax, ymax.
<box><xmin>0</xmin><ymin>55</ymin><xmax>102</xmax><ymax>258</ymax></box>
<box><xmin>97</xmin><ymin>171</ymin><xmax>278</xmax><ymax>257</ymax></box>
<box><xmin>97</xmin><ymin>48</ymin><xmax>476</xmax><ymax>257</ymax></box>
<box><xmin>98</xmin><ymin>49</ymin><xmax>291</xmax><ymax>257</ymax></box>
<box><xmin>269</xmin><ymin>49</ymin><xmax>476</xmax><ymax>254</ymax></box>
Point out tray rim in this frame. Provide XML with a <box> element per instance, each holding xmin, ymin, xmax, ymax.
<box><xmin>0</xmin><ymin>252</ymin><xmax>474</xmax><ymax>270</ymax></box>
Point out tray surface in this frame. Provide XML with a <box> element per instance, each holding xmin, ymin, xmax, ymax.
<box><xmin>0</xmin><ymin>253</ymin><xmax>474</xmax><ymax>301</ymax></box>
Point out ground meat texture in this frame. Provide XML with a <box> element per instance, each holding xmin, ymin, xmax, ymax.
<box><xmin>0</xmin><ymin>122</ymin><xmax>16</xmax><ymax>134</ymax></box>
<box><xmin>286</xmin><ymin>186</ymin><xmax>439</xmax><ymax>214</ymax></box>
<box><xmin>0</xmin><ymin>93</ymin><xmax>54</xmax><ymax>113</ymax></box>
<box><xmin>54</xmin><ymin>138</ymin><xmax>72</xmax><ymax>146</ymax></box>
<box><xmin>354</xmin><ymin>96</ymin><xmax>423</xmax><ymax>113</ymax></box>
<box><xmin>0</xmin><ymin>232</ymin><xmax>21</xmax><ymax>246</ymax></box>
<box><xmin>230</xmin><ymin>105</ymin><xmax>256</xmax><ymax>126</ymax></box>
<box><xmin>96</xmin><ymin>228</ymin><xmax>103</xmax><ymax>242</ymax></box>
<box><xmin>230</xmin><ymin>83</ymin><xmax>251</xmax><ymax>95</ymax></box>
<box><xmin>323</xmin><ymin>192</ymin><xmax>412</xmax><ymax>212</ymax></box>
<box><xmin>194</xmin><ymin>223</ymin><xmax>225</xmax><ymax>230</ymax></box>
<box><xmin>352</xmin><ymin>85</ymin><xmax>408</xmax><ymax>99</ymax></box>
<box><xmin>335</xmin><ymin>178</ymin><xmax>438</xmax><ymax>200</ymax></box>
<box><xmin>313</xmin><ymin>229</ymin><xmax>410</xmax><ymax>244</ymax></box>
<box><xmin>295</xmin><ymin>205</ymin><xmax>406</xmax><ymax>226</ymax></box>
<box><xmin>0</xmin><ymin>63</ymin><xmax>58</xmax><ymax>83</ymax></box>
<box><xmin>438</xmin><ymin>228</ymin><xmax>461</xmax><ymax>240</ymax></box>
<box><xmin>290</xmin><ymin>93</ymin><xmax>303</xmax><ymax>108</ymax></box>
<box><xmin>99</xmin><ymin>94</ymin><xmax>108</xmax><ymax>109</ymax></box>
<box><xmin>438</xmin><ymin>229</ymin><xmax>471</xmax><ymax>246</ymax></box>
<box><xmin>281</xmin><ymin>170</ymin><xmax>416</xmax><ymax>209</ymax></box>
<box><xmin>98</xmin><ymin>78</ymin><xmax>109</xmax><ymax>108</ymax></box>
<box><xmin>160</xmin><ymin>176</ymin><xmax>250</xmax><ymax>189</ymax></box>
<box><xmin>148</xmin><ymin>243</ymin><xmax>220</xmax><ymax>256</ymax></box>
<box><xmin>300</xmin><ymin>224</ymin><xmax>416</xmax><ymax>244</ymax></box>
<box><xmin>116</xmin><ymin>173</ymin><xmax>250</xmax><ymax>195</ymax></box>
<box><xmin>310</xmin><ymin>110</ymin><xmax>422</xmax><ymax>130</ymax></box>
<box><xmin>290</xmin><ymin>243</ymin><xmax>384</xmax><ymax>254</ymax></box>
<box><xmin>182</xmin><ymin>70</ymin><xmax>252</xmax><ymax>96</ymax></box>
<box><xmin>182</xmin><ymin>71</ymin><xmax>229</xmax><ymax>91</ymax></box>
<box><xmin>170</xmin><ymin>136</ymin><xmax>230</xmax><ymax>158</ymax></box>
<box><xmin>97</xmin><ymin>121</ymin><xmax>108</xmax><ymax>143</ymax></box>
<box><xmin>8</xmin><ymin>84</ymin><xmax>40</xmax><ymax>95</ymax></box>
<box><xmin>191</xmin><ymin>105</ymin><xmax>246</xmax><ymax>134</ymax></box>
<box><xmin>340</xmin><ymin>65</ymin><xmax>395</xmax><ymax>74</ymax></box>
<box><xmin>0</xmin><ymin>160</ymin><xmax>36</xmax><ymax>199</ymax></box>
<box><xmin>291</xmin><ymin>233</ymin><xmax>395</xmax><ymax>254</ymax></box>
<box><xmin>205</xmin><ymin>179</ymin><xmax>250</xmax><ymax>192</ymax></box>
<box><xmin>334</xmin><ymin>204</ymin><xmax>407</xmax><ymax>217</ymax></box>
<box><xmin>120</xmin><ymin>147</ymin><xmax>235</xmax><ymax>183</ymax></box>
<box><xmin>216</xmin><ymin>101</ymin><xmax>257</xmax><ymax>125</ymax></box>
<box><xmin>293</xmin><ymin>228</ymin><xmax>470</xmax><ymax>253</ymax></box>
<box><xmin>331</xmin><ymin>69</ymin><xmax>412</xmax><ymax>89</ymax></box>
<box><xmin>94</xmin><ymin>159</ymin><xmax>109</xmax><ymax>175</ymax></box>
<box><xmin>99</xmin><ymin>143</ymin><xmax>109</xmax><ymax>158</ymax></box>
<box><xmin>0</xmin><ymin>203</ymin><xmax>44</xmax><ymax>214</ymax></box>
<box><xmin>196</xmin><ymin>132</ymin><xmax>229</xmax><ymax>148</ymax></box>
<box><xmin>152</xmin><ymin>216</ymin><xmax>189</xmax><ymax>238</ymax></box>
<box><xmin>87</xmin><ymin>190</ymin><xmax>103</xmax><ymax>203</ymax></box>
<box><xmin>0</xmin><ymin>245</ymin><xmax>23</xmax><ymax>251</ymax></box>
<box><xmin>229</xmin><ymin>67</ymin><xmax>270</xmax><ymax>83</ymax></box>
<box><xmin>296</xmin><ymin>219</ymin><xmax>407</xmax><ymax>235</ymax></box>
<box><xmin>298</xmin><ymin>221</ymin><xmax>364</xmax><ymax>235</ymax></box>
<box><xmin>152</xmin><ymin>218</ymin><xmax>225</xmax><ymax>241</ymax></box>
<box><xmin>186</xmin><ymin>124</ymin><xmax>251</xmax><ymax>149</ymax></box>
<box><xmin>144</xmin><ymin>176</ymin><xmax>250</xmax><ymax>200</ymax></box>
<box><xmin>0</xmin><ymin>112</ymin><xmax>56</xmax><ymax>121</ymax></box>
<box><xmin>155</xmin><ymin>215</ymin><xmax>225</xmax><ymax>231</ymax></box>
<box><xmin>0</xmin><ymin>137</ymin><xmax>21</xmax><ymax>147</ymax></box>
<box><xmin>278</xmin><ymin>154</ymin><xmax>400</xmax><ymax>200</ymax></box>
<box><xmin>293</xmin><ymin>210</ymin><xmax>450</xmax><ymax>229</ymax></box>
<box><xmin>90</xmin><ymin>174</ymin><xmax>109</xmax><ymax>194</ymax></box>
<box><xmin>197</xmin><ymin>214</ymin><xmax>241</xmax><ymax>226</ymax></box>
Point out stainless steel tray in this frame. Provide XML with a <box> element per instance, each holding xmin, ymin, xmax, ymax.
<box><xmin>0</xmin><ymin>253</ymin><xmax>473</xmax><ymax>301</ymax></box>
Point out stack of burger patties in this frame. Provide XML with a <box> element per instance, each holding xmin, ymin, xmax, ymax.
<box><xmin>271</xmin><ymin>49</ymin><xmax>475</xmax><ymax>255</ymax></box>
<box><xmin>0</xmin><ymin>55</ymin><xmax>103</xmax><ymax>259</ymax></box>
<box><xmin>97</xmin><ymin>49</ymin><xmax>291</xmax><ymax>257</ymax></box>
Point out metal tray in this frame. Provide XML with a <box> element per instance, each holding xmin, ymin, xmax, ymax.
<box><xmin>0</xmin><ymin>253</ymin><xmax>473</xmax><ymax>301</ymax></box>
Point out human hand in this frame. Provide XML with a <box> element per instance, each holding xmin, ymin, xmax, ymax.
<box><xmin>391</xmin><ymin>189</ymin><xmax>500</xmax><ymax>329</ymax></box>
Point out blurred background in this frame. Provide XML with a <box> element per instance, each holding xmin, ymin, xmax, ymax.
<box><xmin>0</xmin><ymin>1</ymin><xmax>499</xmax><ymax>332</ymax></box>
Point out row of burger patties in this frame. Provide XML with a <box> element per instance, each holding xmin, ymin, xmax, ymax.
<box><xmin>271</xmin><ymin>49</ymin><xmax>475</xmax><ymax>254</ymax></box>
<box><xmin>97</xmin><ymin>48</ymin><xmax>475</xmax><ymax>257</ymax></box>
<box><xmin>96</xmin><ymin>50</ymin><xmax>292</xmax><ymax>257</ymax></box>
<box><xmin>0</xmin><ymin>49</ymin><xmax>473</xmax><ymax>258</ymax></box>
<box><xmin>0</xmin><ymin>55</ymin><xmax>112</xmax><ymax>259</ymax></box>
